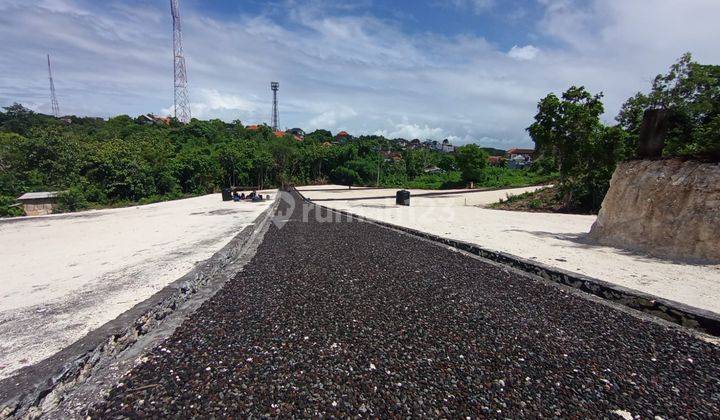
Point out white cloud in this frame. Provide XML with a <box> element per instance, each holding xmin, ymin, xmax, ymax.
<box><xmin>507</xmin><ymin>45</ymin><xmax>539</xmax><ymax>61</ymax></box>
<box><xmin>1</xmin><ymin>0</ymin><xmax>720</xmax><ymax>149</ymax></box>
<box><xmin>374</xmin><ymin>122</ymin><xmax>448</xmax><ymax>140</ymax></box>
<box><xmin>173</xmin><ymin>89</ymin><xmax>264</xmax><ymax>121</ymax></box>
<box><xmin>308</xmin><ymin>106</ymin><xmax>358</xmax><ymax>130</ymax></box>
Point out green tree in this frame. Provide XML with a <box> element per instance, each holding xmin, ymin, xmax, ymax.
<box><xmin>304</xmin><ymin>129</ymin><xmax>333</xmax><ymax>143</ymax></box>
<box><xmin>528</xmin><ymin>86</ymin><xmax>616</xmax><ymax>210</ymax></box>
<box><xmin>85</xmin><ymin>139</ymin><xmax>158</xmax><ymax>201</ymax></box>
<box><xmin>172</xmin><ymin>149</ymin><xmax>220</xmax><ymax>194</ymax></box>
<box><xmin>330</xmin><ymin>166</ymin><xmax>361</xmax><ymax>188</ymax></box>
<box><xmin>403</xmin><ymin>148</ymin><xmax>438</xmax><ymax>178</ymax></box>
<box><xmin>454</xmin><ymin>144</ymin><xmax>488</xmax><ymax>184</ymax></box>
<box><xmin>0</xmin><ymin>132</ymin><xmax>28</xmax><ymax>196</ymax></box>
<box><xmin>617</xmin><ymin>53</ymin><xmax>720</xmax><ymax>159</ymax></box>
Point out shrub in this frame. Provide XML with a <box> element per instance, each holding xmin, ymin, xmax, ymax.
<box><xmin>0</xmin><ymin>195</ymin><xmax>22</xmax><ymax>217</ymax></box>
<box><xmin>56</xmin><ymin>187</ymin><xmax>89</xmax><ymax>213</ymax></box>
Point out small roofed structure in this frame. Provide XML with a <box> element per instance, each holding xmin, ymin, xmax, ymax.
<box><xmin>507</xmin><ymin>148</ymin><xmax>535</xmax><ymax>159</ymax></box>
<box><xmin>506</xmin><ymin>148</ymin><xmax>535</xmax><ymax>169</ymax></box>
<box><xmin>487</xmin><ymin>155</ymin><xmax>506</xmax><ymax>166</ymax></box>
<box><xmin>137</xmin><ymin>114</ymin><xmax>172</xmax><ymax>126</ymax></box>
<box><xmin>287</xmin><ymin>128</ymin><xmax>305</xmax><ymax>140</ymax></box>
<box><xmin>16</xmin><ymin>191</ymin><xmax>60</xmax><ymax>216</ymax></box>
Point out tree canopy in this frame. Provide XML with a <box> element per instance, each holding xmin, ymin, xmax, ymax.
<box><xmin>0</xmin><ymin>105</ymin><xmax>551</xmax><ymax>216</ymax></box>
<box><xmin>617</xmin><ymin>53</ymin><xmax>720</xmax><ymax>159</ymax></box>
<box><xmin>529</xmin><ymin>53</ymin><xmax>717</xmax><ymax>212</ymax></box>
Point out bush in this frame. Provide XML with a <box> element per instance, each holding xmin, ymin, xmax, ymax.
<box><xmin>56</xmin><ymin>187</ymin><xmax>89</xmax><ymax>213</ymax></box>
<box><xmin>330</xmin><ymin>166</ymin><xmax>361</xmax><ymax>187</ymax></box>
<box><xmin>0</xmin><ymin>195</ymin><xmax>22</xmax><ymax>217</ymax></box>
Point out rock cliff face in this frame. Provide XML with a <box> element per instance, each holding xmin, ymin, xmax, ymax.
<box><xmin>589</xmin><ymin>159</ymin><xmax>720</xmax><ymax>263</ymax></box>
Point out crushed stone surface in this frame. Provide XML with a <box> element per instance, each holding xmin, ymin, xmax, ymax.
<box><xmin>90</xmin><ymin>193</ymin><xmax>720</xmax><ymax>418</ymax></box>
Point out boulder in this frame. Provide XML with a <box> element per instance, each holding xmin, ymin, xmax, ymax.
<box><xmin>589</xmin><ymin>159</ymin><xmax>720</xmax><ymax>263</ymax></box>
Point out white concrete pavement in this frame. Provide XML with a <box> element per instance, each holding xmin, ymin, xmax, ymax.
<box><xmin>0</xmin><ymin>191</ymin><xmax>276</xmax><ymax>379</ymax></box>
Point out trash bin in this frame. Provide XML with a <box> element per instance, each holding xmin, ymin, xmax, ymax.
<box><xmin>221</xmin><ymin>188</ymin><xmax>232</xmax><ymax>201</ymax></box>
<box><xmin>396</xmin><ymin>190</ymin><xmax>410</xmax><ymax>206</ymax></box>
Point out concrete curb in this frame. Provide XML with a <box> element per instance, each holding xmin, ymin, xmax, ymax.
<box><xmin>293</xmin><ymin>187</ymin><xmax>720</xmax><ymax>337</ymax></box>
<box><xmin>0</xmin><ymin>197</ymin><xmax>279</xmax><ymax>419</ymax></box>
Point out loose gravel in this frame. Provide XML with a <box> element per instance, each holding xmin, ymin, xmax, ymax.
<box><xmin>90</xmin><ymin>193</ymin><xmax>720</xmax><ymax>418</ymax></box>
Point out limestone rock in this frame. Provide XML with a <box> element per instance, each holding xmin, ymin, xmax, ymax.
<box><xmin>589</xmin><ymin>159</ymin><xmax>720</xmax><ymax>263</ymax></box>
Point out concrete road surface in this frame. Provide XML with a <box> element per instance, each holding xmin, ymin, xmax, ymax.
<box><xmin>0</xmin><ymin>192</ymin><xmax>275</xmax><ymax>379</ymax></box>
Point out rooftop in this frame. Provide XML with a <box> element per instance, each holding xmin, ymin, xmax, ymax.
<box><xmin>17</xmin><ymin>191</ymin><xmax>60</xmax><ymax>201</ymax></box>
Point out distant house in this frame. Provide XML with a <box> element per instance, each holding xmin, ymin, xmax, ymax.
<box><xmin>381</xmin><ymin>150</ymin><xmax>402</xmax><ymax>162</ymax></box>
<box><xmin>441</xmin><ymin>139</ymin><xmax>455</xmax><ymax>153</ymax></box>
<box><xmin>16</xmin><ymin>192</ymin><xmax>60</xmax><ymax>216</ymax></box>
<box><xmin>137</xmin><ymin>114</ymin><xmax>171</xmax><ymax>126</ymax></box>
<box><xmin>287</xmin><ymin>128</ymin><xmax>305</xmax><ymax>141</ymax></box>
<box><xmin>153</xmin><ymin>115</ymin><xmax>172</xmax><ymax>125</ymax></box>
<box><xmin>335</xmin><ymin>131</ymin><xmax>352</xmax><ymax>143</ymax></box>
<box><xmin>507</xmin><ymin>148</ymin><xmax>535</xmax><ymax>169</ymax></box>
<box><xmin>409</xmin><ymin>139</ymin><xmax>421</xmax><ymax>149</ymax></box>
<box><xmin>246</xmin><ymin>125</ymin><xmax>292</xmax><ymax>139</ymax></box>
<box><xmin>136</xmin><ymin>114</ymin><xmax>154</xmax><ymax>125</ymax></box>
<box><xmin>487</xmin><ymin>155</ymin><xmax>506</xmax><ymax>166</ymax></box>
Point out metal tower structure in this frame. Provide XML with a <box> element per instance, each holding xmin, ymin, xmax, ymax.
<box><xmin>47</xmin><ymin>54</ymin><xmax>60</xmax><ymax>117</ymax></box>
<box><xmin>170</xmin><ymin>0</ymin><xmax>191</xmax><ymax>123</ymax></box>
<box><xmin>270</xmin><ymin>81</ymin><xmax>279</xmax><ymax>130</ymax></box>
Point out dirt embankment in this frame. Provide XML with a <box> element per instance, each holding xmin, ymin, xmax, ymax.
<box><xmin>589</xmin><ymin>159</ymin><xmax>720</xmax><ymax>262</ymax></box>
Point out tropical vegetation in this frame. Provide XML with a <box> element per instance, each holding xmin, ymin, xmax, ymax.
<box><xmin>526</xmin><ymin>53</ymin><xmax>719</xmax><ymax>212</ymax></box>
<box><xmin>0</xmin><ymin>108</ymin><xmax>551</xmax><ymax>216</ymax></box>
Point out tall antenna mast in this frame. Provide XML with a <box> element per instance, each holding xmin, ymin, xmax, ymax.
<box><xmin>47</xmin><ymin>54</ymin><xmax>60</xmax><ymax>117</ymax></box>
<box><xmin>271</xmin><ymin>81</ymin><xmax>279</xmax><ymax>130</ymax></box>
<box><xmin>170</xmin><ymin>0</ymin><xmax>191</xmax><ymax>123</ymax></box>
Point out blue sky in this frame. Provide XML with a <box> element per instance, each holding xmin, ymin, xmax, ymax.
<box><xmin>194</xmin><ymin>0</ymin><xmax>547</xmax><ymax>49</ymax></box>
<box><xmin>1</xmin><ymin>0</ymin><xmax>719</xmax><ymax>148</ymax></box>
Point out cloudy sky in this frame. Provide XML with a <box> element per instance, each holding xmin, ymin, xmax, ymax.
<box><xmin>1</xmin><ymin>0</ymin><xmax>719</xmax><ymax>148</ymax></box>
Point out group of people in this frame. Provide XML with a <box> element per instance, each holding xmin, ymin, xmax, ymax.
<box><xmin>232</xmin><ymin>189</ymin><xmax>267</xmax><ymax>202</ymax></box>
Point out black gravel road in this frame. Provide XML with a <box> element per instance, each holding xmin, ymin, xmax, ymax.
<box><xmin>91</xmin><ymin>193</ymin><xmax>720</xmax><ymax>418</ymax></box>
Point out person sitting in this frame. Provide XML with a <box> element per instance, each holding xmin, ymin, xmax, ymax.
<box><xmin>232</xmin><ymin>191</ymin><xmax>240</xmax><ymax>201</ymax></box>
<box><xmin>239</xmin><ymin>192</ymin><xmax>246</xmax><ymax>200</ymax></box>
<box><xmin>248</xmin><ymin>190</ymin><xmax>257</xmax><ymax>199</ymax></box>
